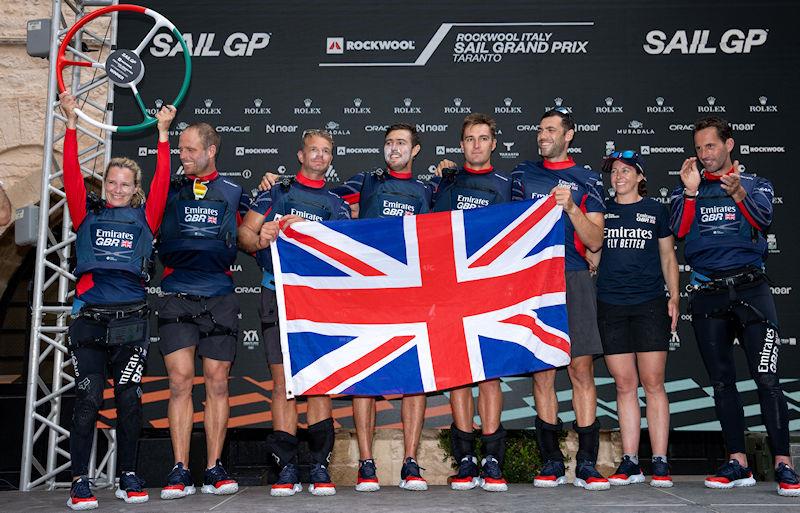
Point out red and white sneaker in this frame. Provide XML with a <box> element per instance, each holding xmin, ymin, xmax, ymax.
<box><xmin>399</xmin><ymin>457</ymin><xmax>428</xmax><ymax>491</ymax></box>
<box><xmin>355</xmin><ymin>459</ymin><xmax>380</xmax><ymax>492</ymax></box>
<box><xmin>115</xmin><ymin>472</ymin><xmax>149</xmax><ymax>503</ymax></box>
<box><xmin>67</xmin><ymin>476</ymin><xmax>98</xmax><ymax>511</ymax></box>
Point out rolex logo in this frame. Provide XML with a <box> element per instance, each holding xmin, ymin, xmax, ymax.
<box><xmin>453</xmin><ymin>97</ymin><xmax>462</xmax><ymax>107</ymax></box>
<box><xmin>204</xmin><ymin>99</ymin><xmax>213</xmax><ymax>107</ymax></box>
<box><xmin>604</xmin><ymin>97</ymin><xmax>613</xmax><ymax>106</ymax></box>
<box><xmin>660</xmin><ymin>187</ymin><xmax>669</xmax><ymax>197</ymax></box>
<box><xmin>304</xmin><ymin>98</ymin><xmax>313</xmax><ymax>107</ymax></box>
<box><xmin>353</xmin><ymin>98</ymin><xmax>362</xmax><ymax>107</ymax></box>
<box><xmin>605</xmin><ymin>141</ymin><xmax>615</xmax><ymax>154</ymax></box>
<box><xmin>607</xmin><ymin>187</ymin><xmax>616</xmax><ymax>197</ymax></box>
<box><xmin>707</xmin><ymin>96</ymin><xmax>716</xmax><ymax>106</ymax></box>
<box><xmin>403</xmin><ymin>97</ymin><xmax>413</xmax><ymax>107</ymax></box>
<box><xmin>154</xmin><ymin>98</ymin><xmax>164</xmax><ymax>109</ymax></box>
<box><xmin>759</xmin><ymin>96</ymin><xmax>767</xmax><ymax>105</ymax></box>
<box><xmin>656</xmin><ymin>96</ymin><xmax>665</xmax><ymax>106</ymax></box>
<box><xmin>254</xmin><ymin>98</ymin><xmax>263</xmax><ymax>107</ymax></box>
<box><xmin>504</xmin><ymin>97</ymin><xmax>513</xmax><ymax>107</ymax></box>
<box><xmin>345</xmin><ymin>97</ymin><xmax>369</xmax><ymax>114</ymax></box>
<box><xmin>554</xmin><ymin>97</ymin><xmax>563</xmax><ymax>107</ymax></box>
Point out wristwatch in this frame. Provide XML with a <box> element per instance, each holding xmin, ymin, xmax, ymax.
<box><xmin>683</xmin><ymin>188</ymin><xmax>699</xmax><ymax>199</ymax></box>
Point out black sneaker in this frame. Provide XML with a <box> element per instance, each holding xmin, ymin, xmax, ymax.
<box><xmin>609</xmin><ymin>455</ymin><xmax>645</xmax><ymax>486</ymax></box>
<box><xmin>309</xmin><ymin>463</ymin><xmax>336</xmax><ymax>496</ymax></box>
<box><xmin>67</xmin><ymin>476</ymin><xmax>97</xmax><ymax>511</ymax></box>
<box><xmin>650</xmin><ymin>457</ymin><xmax>673</xmax><ymax>488</ymax></box>
<box><xmin>355</xmin><ymin>459</ymin><xmax>380</xmax><ymax>492</ymax></box>
<box><xmin>574</xmin><ymin>460</ymin><xmax>610</xmax><ymax>491</ymax></box>
<box><xmin>115</xmin><ymin>472</ymin><xmax>148</xmax><ymax>503</ymax></box>
<box><xmin>449</xmin><ymin>456</ymin><xmax>479</xmax><ymax>490</ymax></box>
<box><xmin>201</xmin><ymin>459</ymin><xmax>238</xmax><ymax>495</ymax></box>
<box><xmin>776</xmin><ymin>462</ymin><xmax>800</xmax><ymax>497</ymax></box>
<box><xmin>480</xmin><ymin>456</ymin><xmax>508</xmax><ymax>492</ymax></box>
<box><xmin>271</xmin><ymin>463</ymin><xmax>302</xmax><ymax>497</ymax></box>
<box><xmin>160</xmin><ymin>462</ymin><xmax>196</xmax><ymax>500</ymax></box>
<box><xmin>534</xmin><ymin>459</ymin><xmax>566</xmax><ymax>487</ymax></box>
<box><xmin>704</xmin><ymin>459</ymin><xmax>756</xmax><ymax>489</ymax></box>
<box><xmin>399</xmin><ymin>457</ymin><xmax>428</xmax><ymax>491</ymax></box>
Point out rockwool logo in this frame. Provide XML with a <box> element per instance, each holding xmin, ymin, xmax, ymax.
<box><xmin>642</xmin><ymin>29</ymin><xmax>768</xmax><ymax>55</ymax></box>
<box><xmin>326</xmin><ymin>37</ymin><xmax>344</xmax><ymax>54</ymax></box>
<box><xmin>640</xmin><ymin>145</ymin><xmax>684</xmax><ymax>155</ymax></box>
<box><xmin>739</xmin><ymin>145</ymin><xmax>786</xmax><ymax>154</ymax></box>
<box><xmin>327</xmin><ymin>36</ymin><xmax>416</xmax><ymax>53</ymax></box>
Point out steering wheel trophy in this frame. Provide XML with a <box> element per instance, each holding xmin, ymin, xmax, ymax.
<box><xmin>57</xmin><ymin>4</ymin><xmax>192</xmax><ymax>134</ymax></box>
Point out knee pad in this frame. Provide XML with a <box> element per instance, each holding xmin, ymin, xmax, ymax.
<box><xmin>72</xmin><ymin>374</ymin><xmax>104</xmax><ymax>435</ymax></box>
<box><xmin>268</xmin><ymin>430</ymin><xmax>298</xmax><ymax>468</ymax></box>
<box><xmin>307</xmin><ymin>418</ymin><xmax>335</xmax><ymax>465</ymax></box>
<box><xmin>534</xmin><ymin>417</ymin><xmax>564</xmax><ymax>462</ymax></box>
<box><xmin>574</xmin><ymin>419</ymin><xmax>601</xmax><ymax>464</ymax></box>
<box><xmin>481</xmin><ymin>424</ymin><xmax>507</xmax><ymax>466</ymax></box>
<box><xmin>450</xmin><ymin>423</ymin><xmax>476</xmax><ymax>462</ymax></box>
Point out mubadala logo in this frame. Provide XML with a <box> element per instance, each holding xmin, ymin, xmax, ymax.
<box><xmin>445</xmin><ymin>97</ymin><xmax>472</xmax><ymax>114</ymax></box>
<box><xmin>595</xmin><ymin>96</ymin><xmax>623</xmax><ymax>114</ymax></box>
<box><xmin>328</xmin><ymin>37</ymin><xmax>416</xmax><ymax>52</ymax></box>
<box><xmin>336</xmin><ymin>146</ymin><xmax>380</xmax><ymax>155</ymax></box>
<box><xmin>750</xmin><ymin>96</ymin><xmax>779</xmax><ymax>113</ymax></box>
<box><xmin>642</xmin><ymin>28</ymin><xmax>768</xmax><ymax>55</ymax></box>
<box><xmin>325</xmin><ymin>120</ymin><xmax>350</xmax><ymax>136</ymax></box>
<box><xmin>344</xmin><ymin>97</ymin><xmax>371</xmax><ymax>114</ymax></box>
<box><xmin>499</xmin><ymin>142</ymin><xmax>519</xmax><ymax>159</ymax></box>
<box><xmin>698</xmin><ymin>96</ymin><xmax>726</xmax><ymax>113</ymax></box>
<box><xmin>265</xmin><ymin>124</ymin><xmax>299</xmax><ymax>133</ymax></box>
<box><xmin>168</xmin><ymin>121</ymin><xmax>189</xmax><ymax>137</ymax></box>
<box><xmin>150</xmin><ymin>32</ymin><xmax>271</xmax><ymax>57</ymax></box>
<box><xmin>244</xmin><ymin>98</ymin><xmax>271</xmax><ymax>115</ymax></box>
<box><xmin>195</xmin><ymin>98</ymin><xmax>222</xmax><ymax>115</ymax></box>
<box><xmin>216</xmin><ymin>125</ymin><xmax>250</xmax><ymax>133</ymax></box>
<box><xmin>641</xmin><ymin>145</ymin><xmax>684</xmax><ymax>155</ymax></box>
<box><xmin>295</xmin><ymin>98</ymin><xmax>322</xmax><ymax>115</ymax></box>
<box><xmin>235</xmin><ymin>146</ymin><xmax>278</xmax><ymax>156</ymax></box>
<box><xmin>647</xmin><ymin>96</ymin><xmax>675</xmax><ymax>113</ymax></box>
<box><xmin>739</xmin><ymin>144</ymin><xmax>786</xmax><ymax>154</ymax></box>
<box><xmin>768</xmin><ymin>233</ymin><xmax>780</xmax><ymax>254</ymax></box>
<box><xmin>495</xmin><ymin>97</ymin><xmax>522</xmax><ymax>114</ymax></box>
<box><xmin>394</xmin><ymin>97</ymin><xmax>422</xmax><ymax>114</ymax></box>
<box><xmin>617</xmin><ymin>120</ymin><xmax>655</xmax><ymax>135</ymax></box>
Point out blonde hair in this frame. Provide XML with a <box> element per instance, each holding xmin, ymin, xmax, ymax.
<box><xmin>105</xmin><ymin>157</ymin><xmax>145</xmax><ymax>207</ymax></box>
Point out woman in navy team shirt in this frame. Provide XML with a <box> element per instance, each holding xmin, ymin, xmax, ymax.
<box><xmin>60</xmin><ymin>92</ymin><xmax>174</xmax><ymax>510</ymax></box>
<box><xmin>587</xmin><ymin>151</ymin><xmax>679</xmax><ymax>488</ymax></box>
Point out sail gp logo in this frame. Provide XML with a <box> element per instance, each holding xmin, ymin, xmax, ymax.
<box><xmin>320</xmin><ymin>22</ymin><xmax>594</xmax><ymax>67</ymax></box>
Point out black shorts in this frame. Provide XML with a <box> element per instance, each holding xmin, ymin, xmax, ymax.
<box><xmin>597</xmin><ymin>296</ymin><xmax>671</xmax><ymax>355</ymax></box>
<box><xmin>566</xmin><ymin>270</ymin><xmax>604</xmax><ymax>357</ymax></box>
<box><xmin>153</xmin><ymin>293</ymin><xmax>239</xmax><ymax>362</ymax></box>
<box><xmin>260</xmin><ymin>288</ymin><xmax>283</xmax><ymax>365</ymax></box>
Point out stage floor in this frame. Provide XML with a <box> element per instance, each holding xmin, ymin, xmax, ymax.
<box><xmin>3</xmin><ymin>479</ymin><xmax>800</xmax><ymax>513</ymax></box>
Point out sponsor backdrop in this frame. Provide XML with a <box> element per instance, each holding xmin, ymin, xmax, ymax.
<box><xmin>106</xmin><ymin>0</ymin><xmax>800</xmax><ymax>431</ymax></box>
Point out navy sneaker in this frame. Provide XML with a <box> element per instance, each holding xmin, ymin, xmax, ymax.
<box><xmin>609</xmin><ymin>455</ymin><xmax>645</xmax><ymax>486</ymax></box>
<box><xmin>704</xmin><ymin>459</ymin><xmax>756</xmax><ymax>489</ymax></box>
<box><xmin>160</xmin><ymin>462</ymin><xmax>196</xmax><ymax>500</ymax></box>
<box><xmin>534</xmin><ymin>459</ymin><xmax>566</xmax><ymax>487</ymax></box>
<box><xmin>776</xmin><ymin>462</ymin><xmax>800</xmax><ymax>497</ymax></box>
<box><xmin>399</xmin><ymin>457</ymin><xmax>428</xmax><ymax>491</ymax></box>
<box><xmin>650</xmin><ymin>457</ymin><xmax>673</xmax><ymax>488</ymax></box>
<box><xmin>201</xmin><ymin>459</ymin><xmax>238</xmax><ymax>495</ymax></box>
<box><xmin>449</xmin><ymin>455</ymin><xmax>479</xmax><ymax>490</ymax></box>
<box><xmin>355</xmin><ymin>459</ymin><xmax>380</xmax><ymax>492</ymax></box>
<box><xmin>115</xmin><ymin>472</ymin><xmax>148</xmax><ymax>503</ymax></box>
<box><xmin>309</xmin><ymin>463</ymin><xmax>336</xmax><ymax>496</ymax></box>
<box><xmin>271</xmin><ymin>463</ymin><xmax>301</xmax><ymax>497</ymax></box>
<box><xmin>480</xmin><ymin>456</ymin><xmax>508</xmax><ymax>492</ymax></box>
<box><xmin>574</xmin><ymin>460</ymin><xmax>610</xmax><ymax>491</ymax></box>
<box><xmin>67</xmin><ymin>476</ymin><xmax>97</xmax><ymax>511</ymax></box>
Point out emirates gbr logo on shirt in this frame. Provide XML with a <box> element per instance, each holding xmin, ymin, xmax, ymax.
<box><xmin>94</xmin><ymin>228</ymin><xmax>135</xmax><ymax>248</ymax></box>
<box><xmin>184</xmin><ymin>206</ymin><xmax>219</xmax><ymax>223</ymax></box>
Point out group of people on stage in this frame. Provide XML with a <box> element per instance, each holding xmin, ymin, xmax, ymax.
<box><xmin>58</xmin><ymin>90</ymin><xmax>799</xmax><ymax>510</ymax></box>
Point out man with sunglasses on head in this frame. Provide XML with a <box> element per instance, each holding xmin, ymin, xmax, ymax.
<box><xmin>511</xmin><ymin>107</ymin><xmax>608</xmax><ymax>491</ymax></box>
<box><xmin>240</xmin><ymin>129</ymin><xmax>350</xmax><ymax>497</ymax></box>
<box><xmin>670</xmin><ymin>117</ymin><xmax>800</xmax><ymax>496</ymax></box>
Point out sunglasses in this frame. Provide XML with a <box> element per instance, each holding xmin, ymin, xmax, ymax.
<box><xmin>608</xmin><ymin>150</ymin><xmax>639</xmax><ymax>159</ymax></box>
<box><xmin>302</xmin><ymin>128</ymin><xmax>333</xmax><ymax>138</ymax></box>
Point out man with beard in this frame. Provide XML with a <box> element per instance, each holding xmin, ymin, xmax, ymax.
<box><xmin>671</xmin><ymin>117</ymin><xmax>799</xmax><ymax>496</ymax></box>
<box><xmin>511</xmin><ymin>108</ymin><xmax>608</xmax><ymax>491</ymax></box>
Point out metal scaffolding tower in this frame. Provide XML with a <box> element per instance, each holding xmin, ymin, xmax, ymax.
<box><xmin>20</xmin><ymin>0</ymin><xmax>119</xmax><ymax>491</ymax></box>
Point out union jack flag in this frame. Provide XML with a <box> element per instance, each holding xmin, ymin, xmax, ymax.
<box><xmin>120</xmin><ymin>239</ymin><xmax>133</xmax><ymax>248</ymax></box>
<box><xmin>271</xmin><ymin>196</ymin><xmax>570</xmax><ymax>398</ymax></box>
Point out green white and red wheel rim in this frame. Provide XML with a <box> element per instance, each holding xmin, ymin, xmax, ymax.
<box><xmin>57</xmin><ymin>4</ymin><xmax>192</xmax><ymax>134</ymax></box>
